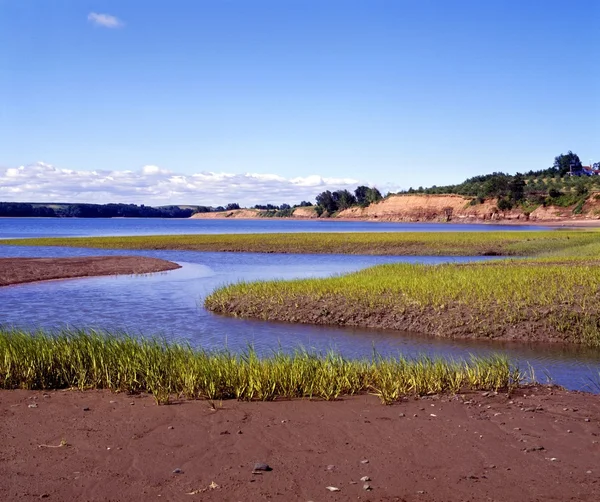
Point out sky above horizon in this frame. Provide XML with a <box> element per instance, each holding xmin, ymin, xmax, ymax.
<box><xmin>1</xmin><ymin>0</ymin><xmax>598</xmax><ymax>206</ymax></box>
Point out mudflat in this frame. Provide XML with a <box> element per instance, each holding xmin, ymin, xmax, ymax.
<box><xmin>1</xmin><ymin>387</ymin><xmax>598</xmax><ymax>501</ymax></box>
<box><xmin>0</xmin><ymin>256</ymin><xmax>181</xmax><ymax>287</ymax></box>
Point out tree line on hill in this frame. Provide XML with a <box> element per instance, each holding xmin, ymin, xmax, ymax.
<box><xmin>0</xmin><ymin>202</ymin><xmax>212</xmax><ymax>218</ymax></box>
<box><xmin>313</xmin><ymin>186</ymin><xmax>383</xmax><ymax>215</ymax></box>
<box><xmin>299</xmin><ymin>152</ymin><xmax>596</xmax><ymax>216</ymax></box>
<box><xmin>225</xmin><ymin>186</ymin><xmax>383</xmax><ymax>217</ymax></box>
<box><xmin>395</xmin><ymin>151</ymin><xmax>598</xmax><ymax>212</ymax></box>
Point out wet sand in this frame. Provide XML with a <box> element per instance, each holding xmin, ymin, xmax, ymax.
<box><xmin>1</xmin><ymin>387</ymin><xmax>598</xmax><ymax>501</ymax></box>
<box><xmin>0</xmin><ymin>256</ymin><xmax>181</xmax><ymax>287</ymax></box>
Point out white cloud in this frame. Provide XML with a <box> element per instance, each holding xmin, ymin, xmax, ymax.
<box><xmin>0</xmin><ymin>162</ymin><xmax>395</xmax><ymax>206</ymax></box>
<box><xmin>141</xmin><ymin>165</ymin><xmax>169</xmax><ymax>176</ymax></box>
<box><xmin>87</xmin><ymin>12</ymin><xmax>124</xmax><ymax>29</ymax></box>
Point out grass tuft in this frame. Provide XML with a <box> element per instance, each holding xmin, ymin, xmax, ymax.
<box><xmin>0</xmin><ymin>329</ymin><xmax>524</xmax><ymax>405</ymax></box>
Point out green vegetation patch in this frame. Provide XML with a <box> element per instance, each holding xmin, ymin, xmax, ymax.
<box><xmin>0</xmin><ymin>329</ymin><xmax>523</xmax><ymax>405</ymax></box>
<box><xmin>1</xmin><ymin>230</ymin><xmax>598</xmax><ymax>256</ymax></box>
<box><xmin>205</xmin><ymin>247</ymin><xmax>600</xmax><ymax>346</ymax></box>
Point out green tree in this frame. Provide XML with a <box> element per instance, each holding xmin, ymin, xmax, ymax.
<box><xmin>315</xmin><ymin>190</ymin><xmax>338</xmax><ymax>213</ymax></box>
<box><xmin>333</xmin><ymin>189</ymin><xmax>357</xmax><ymax>210</ymax></box>
<box><xmin>481</xmin><ymin>174</ymin><xmax>510</xmax><ymax>198</ymax></box>
<box><xmin>497</xmin><ymin>198</ymin><xmax>513</xmax><ymax>211</ymax></box>
<box><xmin>548</xmin><ymin>188</ymin><xmax>562</xmax><ymax>198</ymax></box>
<box><xmin>574</xmin><ymin>179</ymin><xmax>589</xmax><ymax>196</ymax></box>
<box><xmin>553</xmin><ymin>151</ymin><xmax>582</xmax><ymax>177</ymax></box>
<box><xmin>508</xmin><ymin>173</ymin><xmax>525</xmax><ymax>202</ymax></box>
<box><xmin>354</xmin><ymin>186</ymin><xmax>370</xmax><ymax>205</ymax></box>
<box><xmin>354</xmin><ymin>186</ymin><xmax>383</xmax><ymax>206</ymax></box>
<box><xmin>366</xmin><ymin>187</ymin><xmax>383</xmax><ymax>204</ymax></box>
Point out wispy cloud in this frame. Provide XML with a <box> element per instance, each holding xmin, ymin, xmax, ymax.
<box><xmin>0</xmin><ymin>162</ymin><xmax>393</xmax><ymax>206</ymax></box>
<box><xmin>87</xmin><ymin>12</ymin><xmax>124</xmax><ymax>29</ymax></box>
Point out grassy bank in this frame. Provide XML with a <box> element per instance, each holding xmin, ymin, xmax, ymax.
<box><xmin>1</xmin><ymin>230</ymin><xmax>599</xmax><ymax>256</ymax></box>
<box><xmin>0</xmin><ymin>330</ymin><xmax>523</xmax><ymax>405</ymax></box>
<box><xmin>205</xmin><ymin>248</ymin><xmax>600</xmax><ymax>346</ymax></box>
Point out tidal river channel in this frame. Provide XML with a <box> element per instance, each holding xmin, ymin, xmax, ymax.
<box><xmin>1</xmin><ymin>218</ymin><xmax>598</xmax><ymax>391</ymax></box>
<box><xmin>1</xmin><ymin>236</ymin><xmax>599</xmax><ymax>392</ymax></box>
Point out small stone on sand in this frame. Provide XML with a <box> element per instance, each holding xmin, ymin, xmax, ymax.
<box><xmin>253</xmin><ymin>462</ymin><xmax>272</xmax><ymax>472</ymax></box>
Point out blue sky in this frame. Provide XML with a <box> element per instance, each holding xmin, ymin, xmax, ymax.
<box><xmin>0</xmin><ymin>0</ymin><xmax>598</xmax><ymax>205</ymax></box>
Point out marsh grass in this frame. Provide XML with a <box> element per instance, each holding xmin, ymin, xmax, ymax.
<box><xmin>1</xmin><ymin>230</ymin><xmax>598</xmax><ymax>256</ymax></box>
<box><xmin>0</xmin><ymin>329</ymin><xmax>523</xmax><ymax>405</ymax></box>
<box><xmin>206</xmin><ymin>247</ymin><xmax>600</xmax><ymax>346</ymax></box>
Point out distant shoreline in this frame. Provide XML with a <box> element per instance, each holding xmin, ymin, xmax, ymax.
<box><xmin>3</xmin><ymin>211</ymin><xmax>600</xmax><ymax>228</ymax></box>
<box><xmin>190</xmin><ymin>212</ymin><xmax>600</xmax><ymax>228</ymax></box>
<box><xmin>2</xmin><ymin>230</ymin><xmax>594</xmax><ymax>256</ymax></box>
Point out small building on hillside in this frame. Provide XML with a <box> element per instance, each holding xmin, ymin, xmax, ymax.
<box><xmin>583</xmin><ymin>166</ymin><xmax>600</xmax><ymax>176</ymax></box>
<box><xmin>570</xmin><ymin>165</ymin><xmax>600</xmax><ymax>176</ymax></box>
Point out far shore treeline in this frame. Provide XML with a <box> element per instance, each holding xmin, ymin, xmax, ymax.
<box><xmin>2</xmin><ymin>151</ymin><xmax>597</xmax><ymax>218</ymax></box>
<box><xmin>0</xmin><ymin>202</ymin><xmax>210</xmax><ymax>218</ymax></box>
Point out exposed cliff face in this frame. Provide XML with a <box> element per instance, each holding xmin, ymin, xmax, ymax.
<box><xmin>337</xmin><ymin>194</ymin><xmax>600</xmax><ymax>222</ymax></box>
<box><xmin>189</xmin><ymin>194</ymin><xmax>600</xmax><ymax>222</ymax></box>
<box><xmin>291</xmin><ymin>206</ymin><xmax>319</xmax><ymax>219</ymax></box>
<box><xmin>337</xmin><ymin>194</ymin><xmax>510</xmax><ymax>222</ymax></box>
<box><xmin>190</xmin><ymin>207</ymin><xmax>320</xmax><ymax>219</ymax></box>
<box><xmin>528</xmin><ymin>205</ymin><xmax>574</xmax><ymax>221</ymax></box>
<box><xmin>581</xmin><ymin>193</ymin><xmax>600</xmax><ymax>216</ymax></box>
<box><xmin>190</xmin><ymin>209</ymin><xmax>261</xmax><ymax>219</ymax></box>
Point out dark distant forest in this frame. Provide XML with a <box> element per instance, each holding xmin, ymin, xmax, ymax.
<box><xmin>0</xmin><ymin>202</ymin><xmax>213</xmax><ymax>218</ymax></box>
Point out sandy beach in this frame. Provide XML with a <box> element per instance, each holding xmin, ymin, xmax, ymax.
<box><xmin>1</xmin><ymin>387</ymin><xmax>598</xmax><ymax>501</ymax></box>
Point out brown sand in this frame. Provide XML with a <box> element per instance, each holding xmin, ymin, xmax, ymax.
<box><xmin>1</xmin><ymin>387</ymin><xmax>598</xmax><ymax>501</ymax></box>
<box><xmin>0</xmin><ymin>256</ymin><xmax>181</xmax><ymax>287</ymax></box>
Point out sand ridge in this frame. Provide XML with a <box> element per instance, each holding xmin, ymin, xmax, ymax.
<box><xmin>0</xmin><ymin>256</ymin><xmax>181</xmax><ymax>287</ymax></box>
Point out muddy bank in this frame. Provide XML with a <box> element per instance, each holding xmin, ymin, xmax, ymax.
<box><xmin>0</xmin><ymin>256</ymin><xmax>181</xmax><ymax>287</ymax></box>
<box><xmin>206</xmin><ymin>293</ymin><xmax>599</xmax><ymax>345</ymax></box>
<box><xmin>0</xmin><ymin>387</ymin><xmax>598</xmax><ymax>501</ymax></box>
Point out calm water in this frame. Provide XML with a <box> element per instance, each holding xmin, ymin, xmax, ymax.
<box><xmin>1</xmin><ymin>243</ymin><xmax>599</xmax><ymax>392</ymax></box>
<box><xmin>0</xmin><ymin>217</ymin><xmax>550</xmax><ymax>238</ymax></box>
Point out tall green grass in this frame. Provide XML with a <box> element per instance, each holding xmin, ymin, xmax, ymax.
<box><xmin>1</xmin><ymin>230</ymin><xmax>598</xmax><ymax>256</ymax></box>
<box><xmin>0</xmin><ymin>329</ymin><xmax>523</xmax><ymax>405</ymax></box>
<box><xmin>206</xmin><ymin>252</ymin><xmax>600</xmax><ymax>346</ymax></box>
